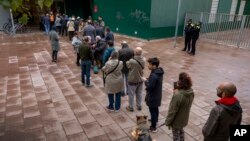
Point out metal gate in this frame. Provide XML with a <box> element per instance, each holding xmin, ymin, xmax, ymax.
<box><xmin>184</xmin><ymin>12</ymin><xmax>250</xmax><ymax>48</ymax></box>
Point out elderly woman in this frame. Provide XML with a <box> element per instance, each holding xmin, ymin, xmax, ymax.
<box><xmin>49</xmin><ymin>26</ymin><xmax>60</xmax><ymax>62</ymax></box>
<box><xmin>102</xmin><ymin>51</ymin><xmax>123</xmax><ymax>112</ymax></box>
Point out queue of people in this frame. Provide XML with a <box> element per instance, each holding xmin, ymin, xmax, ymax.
<box><xmin>47</xmin><ymin>14</ymin><xmax>242</xmax><ymax>141</ymax></box>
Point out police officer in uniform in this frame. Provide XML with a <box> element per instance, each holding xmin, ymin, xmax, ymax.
<box><xmin>182</xmin><ymin>19</ymin><xmax>193</xmax><ymax>52</ymax></box>
<box><xmin>190</xmin><ymin>22</ymin><xmax>201</xmax><ymax>56</ymax></box>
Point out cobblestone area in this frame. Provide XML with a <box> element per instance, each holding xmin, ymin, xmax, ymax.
<box><xmin>0</xmin><ymin>32</ymin><xmax>249</xmax><ymax>141</ymax></box>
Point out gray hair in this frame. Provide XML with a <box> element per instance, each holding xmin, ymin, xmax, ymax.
<box><xmin>110</xmin><ymin>51</ymin><xmax>118</xmax><ymax>59</ymax></box>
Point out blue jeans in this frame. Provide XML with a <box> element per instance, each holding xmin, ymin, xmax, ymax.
<box><xmin>44</xmin><ymin>24</ymin><xmax>50</xmax><ymax>35</ymax></box>
<box><xmin>108</xmin><ymin>92</ymin><xmax>121</xmax><ymax>110</ymax></box>
<box><xmin>81</xmin><ymin>60</ymin><xmax>92</xmax><ymax>85</ymax></box>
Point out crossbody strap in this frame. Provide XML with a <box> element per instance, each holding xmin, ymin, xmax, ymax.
<box><xmin>133</xmin><ymin>58</ymin><xmax>144</xmax><ymax>69</ymax></box>
<box><xmin>106</xmin><ymin>61</ymin><xmax>120</xmax><ymax>76</ymax></box>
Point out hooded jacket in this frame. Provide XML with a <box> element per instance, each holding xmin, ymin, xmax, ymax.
<box><xmin>165</xmin><ymin>88</ymin><xmax>194</xmax><ymax>129</ymax></box>
<box><xmin>145</xmin><ymin>67</ymin><xmax>164</xmax><ymax>107</ymax></box>
<box><xmin>202</xmin><ymin>97</ymin><xmax>242</xmax><ymax>141</ymax></box>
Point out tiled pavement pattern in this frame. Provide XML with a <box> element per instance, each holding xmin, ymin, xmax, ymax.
<box><xmin>0</xmin><ymin>32</ymin><xmax>250</xmax><ymax>141</ymax></box>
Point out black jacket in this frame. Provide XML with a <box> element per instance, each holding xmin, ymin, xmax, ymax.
<box><xmin>145</xmin><ymin>67</ymin><xmax>164</xmax><ymax>108</ymax></box>
<box><xmin>202</xmin><ymin>100</ymin><xmax>242</xmax><ymax>141</ymax></box>
<box><xmin>118</xmin><ymin>46</ymin><xmax>134</xmax><ymax>73</ymax></box>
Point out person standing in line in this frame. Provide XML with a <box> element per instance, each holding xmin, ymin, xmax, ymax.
<box><xmin>67</xmin><ymin>17</ymin><xmax>75</xmax><ymax>41</ymax></box>
<box><xmin>49</xmin><ymin>11</ymin><xmax>55</xmax><ymax>30</ymax></box>
<box><xmin>55</xmin><ymin>14</ymin><xmax>62</xmax><ymax>34</ymax></box>
<box><xmin>126</xmin><ymin>47</ymin><xmax>145</xmax><ymax>112</ymax></box>
<box><xmin>102</xmin><ymin>51</ymin><xmax>123</xmax><ymax>112</ymax></box>
<box><xmin>72</xmin><ymin>32</ymin><xmax>82</xmax><ymax>66</ymax></box>
<box><xmin>118</xmin><ymin>41</ymin><xmax>134</xmax><ymax>96</ymax></box>
<box><xmin>78</xmin><ymin>36</ymin><xmax>94</xmax><ymax>87</ymax></box>
<box><xmin>202</xmin><ymin>82</ymin><xmax>242</xmax><ymax>141</ymax></box>
<box><xmin>145</xmin><ymin>57</ymin><xmax>164</xmax><ymax>132</ymax></box>
<box><xmin>61</xmin><ymin>14</ymin><xmax>68</xmax><ymax>36</ymax></box>
<box><xmin>43</xmin><ymin>13</ymin><xmax>50</xmax><ymax>35</ymax></box>
<box><xmin>190</xmin><ymin>22</ymin><xmax>201</xmax><ymax>56</ymax></box>
<box><xmin>182</xmin><ymin>19</ymin><xmax>193</xmax><ymax>52</ymax></box>
<box><xmin>83</xmin><ymin>20</ymin><xmax>96</xmax><ymax>44</ymax></box>
<box><xmin>165</xmin><ymin>72</ymin><xmax>194</xmax><ymax>141</ymax></box>
<box><xmin>93</xmin><ymin>36</ymin><xmax>107</xmax><ymax>68</ymax></box>
<box><xmin>49</xmin><ymin>26</ymin><xmax>60</xmax><ymax>62</ymax></box>
<box><xmin>105</xmin><ymin>27</ymin><xmax>114</xmax><ymax>43</ymax></box>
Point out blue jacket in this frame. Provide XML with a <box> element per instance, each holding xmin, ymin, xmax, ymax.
<box><xmin>43</xmin><ymin>16</ymin><xmax>50</xmax><ymax>26</ymax></box>
<box><xmin>145</xmin><ymin>67</ymin><xmax>164</xmax><ymax>107</ymax></box>
<box><xmin>102</xmin><ymin>47</ymin><xmax>115</xmax><ymax>65</ymax></box>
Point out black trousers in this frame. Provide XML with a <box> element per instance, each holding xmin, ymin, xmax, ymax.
<box><xmin>68</xmin><ymin>31</ymin><xmax>74</xmax><ymax>41</ymax></box>
<box><xmin>76</xmin><ymin>53</ymin><xmax>80</xmax><ymax>65</ymax></box>
<box><xmin>52</xmin><ymin>50</ymin><xmax>58</xmax><ymax>61</ymax></box>
<box><xmin>61</xmin><ymin>26</ymin><xmax>67</xmax><ymax>36</ymax></box>
<box><xmin>149</xmin><ymin>107</ymin><xmax>159</xmax><ymax>128</ymax></box>
<box><xmin>191</xmin><ymin>38</ymin><xmax>197</xmax><ymax>55</ymax></box>
<box><xmin>184</xmin><ymin>36</ymin><xmax>191</xmax><ymax>51</ymax></box>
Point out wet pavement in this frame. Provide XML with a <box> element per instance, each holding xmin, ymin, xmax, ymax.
<box><xmin>0</xmin><ymin>32</ymin><xmax>249</xmax><ymax>141</ymax></box>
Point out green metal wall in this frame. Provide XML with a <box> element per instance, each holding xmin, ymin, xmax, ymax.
<box><xmin>93</xmin><ymin>0</ymin><xmax>151</xmax><ymax>39</ymax></box>
<box><xmin>217</xmin><ymin>0</ymin><xmax>232</xmax><ymax>13</ymax></box>
<box><xmin>149</xmin><ymin>0</ymin><xmax>212</xmax><ymax>39</ymax></box>
<box><xmin>244</xmin><ymin>0</ymin><xmax>250</xmax><ymax>15</ymax></box>
<box><xmin>65</xmin><ymin>0</ymin><xmax>84</xmax><ymax>18</ymax></box>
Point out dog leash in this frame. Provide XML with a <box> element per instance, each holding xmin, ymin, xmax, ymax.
<box><xmin>156</xmin><ymin>123</ymin><xmax>165</xmax><ymax>129</ymax></box>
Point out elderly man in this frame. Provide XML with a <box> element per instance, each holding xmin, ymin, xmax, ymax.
<box><xmin>83</xmin><ymin>20</ymin><xmax>96</xmax><ymax>44</ymax></box>
<box><xmin>202</xmin><ymin>82</ymin><xmax>242</xmax><ymax>141</ymax></box>
<box><xmin>93</xmin><ymin>36</ymin><xmax>107</xmax><ymax>68</ymax></box>
<box><xmin>126</xmin><ymin>47</ymin><xmax>145</xmax><ymax>112</ymax></box>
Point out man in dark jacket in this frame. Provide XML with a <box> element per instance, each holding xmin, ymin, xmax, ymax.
<box><xmin>202</xmin><ymin>82</ymin><xmax>242</xmax><ymax>141</ymax></box>
<box><xmin>94</xmin><ymin>36</ymin><xmax>107</xmax><ymax>68</ymax></box>
<box><xmin>145</xmin><ymin>57</ymin><xmax>164</xmax><ymax>132</ymax></box>
<box><xmin>83</xmin><ymin>20</ymin><xmax>96</xmax><ymax>44</ymax></box>
<box><xmin>118</xmin><ymin>41</ymin><xmax>134</xmax><ymax>96</ymax></box>
<box><xmin>190</xmin><ymin>22</ymin><xmax>201</xmax><ymax>56</ymax></box>
<box><xmin>105</xmin><ymin>27</ymin><xmax>114</xmax><ymax>43</ymax></box>
<box><xmin>61</xmin><ymin>15</ymin><xmax>68</xmax><ymax>36</ymax></box>
<box><xmin>79</xmin><ymin>36</ymin><xmax>94</xmax><ymax>87</ymax></box>
<box><xmin>182</xmin><ymin>19</ymin><xmax>193</xmax><ymax>52</ymax></box>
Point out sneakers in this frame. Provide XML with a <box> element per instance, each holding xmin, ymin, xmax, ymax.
<box><xmin>126</xmin><ymin>106</ymin><xmax>134</xmax><ymax>112</ymax></box>
<box><xmin>106</xmin><ymin>106</ymin><xmax>114</xmax><ymax>111</ymax></box>
<box><xmin>149</xmin><ymin>126</ymin><xmax>157</xmax><ymax>133</ymax></box>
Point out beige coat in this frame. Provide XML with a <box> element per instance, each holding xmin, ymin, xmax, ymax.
<box><xmin>126</xmin><ymin>56</ymin><xmax>146</xmax><ymax>83</ymax></box>
<box><xmin>102</xmin><ymin>59</ymin><xmax>124</xmax><ymax>94</ymax></box>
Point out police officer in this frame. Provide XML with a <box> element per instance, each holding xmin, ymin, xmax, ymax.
<box><xmin>182</xmin><ymin>19</ymin><xmax>193</xmax><ymax>52</ymax></box>
<box><xmin>190</xmin><ymin>22</ymin><xmax>201</xmax><ymax>56</ymax></box>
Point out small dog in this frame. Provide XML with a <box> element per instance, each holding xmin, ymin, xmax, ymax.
<box><xmin>131</xmin><ymin>115</ymin><xmax>152</xmax><ymax>141</ymax></box>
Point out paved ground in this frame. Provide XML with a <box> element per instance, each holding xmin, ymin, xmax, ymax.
<box><xmin>0</xmin><ymin>32</ymin><xmax>249</xmax><ymax>141</ymax></box>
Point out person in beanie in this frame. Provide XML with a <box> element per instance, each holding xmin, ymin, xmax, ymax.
<box><xmin>49</xmin><ymin>26</ymin><xmax>60</xmax><ymax>62</ymax></box>
<box><xmin>202</xmin><ymin>82</ymin><xmax>242</xmax><ymax>141</ymax></box>
<box><xmin>165</xmin><ymin>72</ymin><xmax>194</xmax><ymax>141</ymax></box>
<box><xmin>145</xmin><ymin>57</ymin><xmax>164</xmax><ymax>132</ymax></box>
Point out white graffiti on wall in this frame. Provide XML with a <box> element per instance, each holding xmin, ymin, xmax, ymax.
<box><xmin>116</xmin><ymin>11</ymin><xmax>124</xmax><ymax>20</ymax></box>
<box><xmin>130</xmin><ymin>9</ymin><xmax>150</xmax><ymax>24</ymax></box>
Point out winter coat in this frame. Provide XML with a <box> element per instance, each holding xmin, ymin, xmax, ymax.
<box><xmin>118</xmin><ymin>46</ymin><xmax>134</xmax><ymax>74</ymax></box>
<box><xmin>105</xmin><ymin>32</ymin><xmax>114</xmax><ymax>42</ymax></box>
<box><xmin>83</xmin><ymin>25</ymin><xmax>96</xmax><ymax>43</ymax></box>
<box><xmin>94</xmin><ymin>39</ymin><xmax>107</xmax><ymax>60</ymax></box>
<box><xmin>202</xmin><ymin>97</ymin><xmax>242</xmax><ymax>141</ymax></box>
<box><xmin>43</xmin><ymin>16</ymin><xmax>50</xmax><ymax>26</ymax></box>
<box><xmin>102</xmin><ymin>47</ymin><xmax>115</xmax><ymax>65</ymax></box>
<box><xmin>126</xmin><ymin>56</ymin><xmax>145</xmax><ymax>83</ymax></box>
<box><xmin>67</xmin><ymin>21</ymin><xmax>75</xmax><ymax>31</ymax></box>
<box><xmin>145</xmin><ymin>67</ymin><xmax>164</xmax><ymax>108</ymax></box>
<box><xmin>165</xmin><ymin>88</ymin><xmax>194</xmax><ymax>129</ymax></box>
<box><xmin>72</xmin><ymin>36</ymin><xmax>82</xmax><ymax>53</ymax></box>
<box><xmin>55</xmin><ymin>17</ymin><xmax>61</xmax><ymax>27</ymax></box>
<box><xmin>61</xmin><ymin>17</ymin><xmax>68</xmax><ymax>27</ymax></box>
<box><xmin>102</xmin><ymin>59</ymin><xmax>124</xmax><ymax>94</ymax></box>
<box><xmin>95</xmin><ymin>25</ymin><xmax>105</xmax><ymax>38</ymax></box>
<box><xmin>78</xmin><ymin>42</ymin><xmax>93</xmax><ymax>61</ymax></box>
<box><xmin>49</xmin><ymin>30</ymin><xmax>60</xmax><ymax>51</ymax></box>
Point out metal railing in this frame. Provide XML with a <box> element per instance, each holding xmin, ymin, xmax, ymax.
<box><xmin>184</xmin><ymin>12</ymin><xmax>250</xmax><ymax>48</ymax></box>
